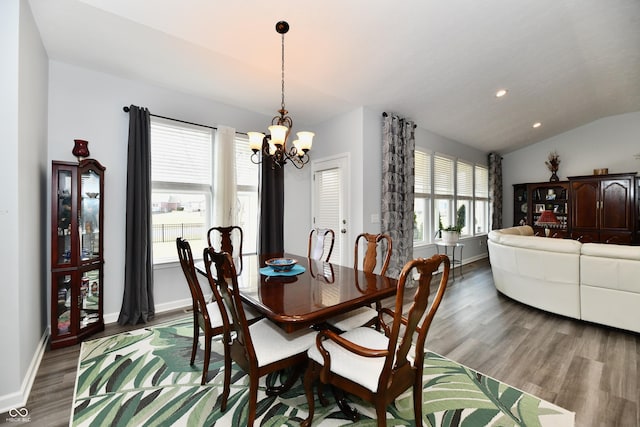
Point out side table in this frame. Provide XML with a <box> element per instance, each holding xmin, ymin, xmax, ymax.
<box><xmin>435</xmin><ymin>241</ymin><xmax>464</xmax><ymax>281</ymax></box>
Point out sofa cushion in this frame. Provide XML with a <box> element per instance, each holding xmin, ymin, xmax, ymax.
<box><xmin>580</xmin><ymin>243</ymin><xmax>640</xmax><ymax>294</ymax></box>
<box><xmin>581</xmin><ymin>242</ymin><xmax>640</xmax><ymax>260</ymax></box>
<box><xmin>488</xmin><ymin>225</ymin><xmax>534</xmax><ymax>244</ymax></box>
<box><xmin>498</xmin><ymin>234</ymin><xmax>582</xmax><ymax>254</ymax></box>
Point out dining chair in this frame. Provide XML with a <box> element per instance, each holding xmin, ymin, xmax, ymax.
<box><xmin>301</xmin><ymin>254</ymin><xmax>450</xmax><ymax>427</ymax></box>
<box><xmin>307</xmin><ymin>228</ymin><xmax>335</xmax><ymax>262</ymax></box>
<box><xmin>176</xmin><ymin>237</ymin><xmax>227</xmax><ymax>386</ymax></box>
<box><xmin>326</xmin><ymin>232</ymin><xmax>392</xmax><ymax>331</ymax></box>
<box><xmin>207</xmin><ymin>225</ymin><xmax>243</xmax><ymax>274</ymax></box>
<box><xmin>203</xmin><ymin>247</ymin><xmax>317</xmax><ymax>427</ymax></box>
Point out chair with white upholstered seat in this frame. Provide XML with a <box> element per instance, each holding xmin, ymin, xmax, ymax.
<box><xmin>308</xmin><ymin>228</ymin><xmax>335</xmax><ymax>262</ymax></box>
<box><xmin>301</xmin><ymin>254</ymin><xmax>450</xmax><ymax>427</ymax></box>
<box><xmin>203</xmin><ymin>247</ymin><xmax>317</xmax><ymax>427</ymax></box>
<box><xmin>326</xmin><ymin>232</ymin><xmax>392</xmax><ymax>331</ymax></box>
<box><xmin>176</xmin><ymin>237</ymin><xmax>227</xmax><ymax>386</ymax></box>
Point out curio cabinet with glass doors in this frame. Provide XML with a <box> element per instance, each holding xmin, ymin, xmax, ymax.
<box><xmin>50</xmin><ymin>159</ymin><xmax>105</xmax><ymax>349</ymax></box>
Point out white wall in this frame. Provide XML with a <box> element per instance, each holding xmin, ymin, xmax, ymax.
<box><xmin>0</xmin><ymin>0</ymin><xmax>49</xmax><ymax>412</ymax></box>
<box><xmin>0</xmin><ymin>0</ymin><xmax>22</xmax><ymax>407</ymax></box>
<box><xmin>48</xmin><ymin>61</ymin><xmax>271</xmax><ymax>322</ymax></box>
<box><xmin>502</xmin><ymin>111</ymin><xmax>640</xmax><ymax>226</ymax></box>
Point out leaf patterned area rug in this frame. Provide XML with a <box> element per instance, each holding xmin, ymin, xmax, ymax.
<box><xmin>72</xmin><ymin>318</ymin><xmax>574</xmax><ymax>426</ymax></box>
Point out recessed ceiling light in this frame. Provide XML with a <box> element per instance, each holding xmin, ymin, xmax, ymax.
<box><xmin>532</xmin><ymin>122</ymin><xmax>542</xmax><ymax>128</ymax></box>
<box><xmin>495</xmin><ymin>89</ymin><xmax>508</xmax><ymax>98</ymax></box>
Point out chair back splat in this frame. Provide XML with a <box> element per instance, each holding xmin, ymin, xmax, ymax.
<box><xmin>207</xmin><ymin>225</ymin><xmax>243</xmax><ymax>274</ymax></box>
<box><xmin>302</xmin><ymin>254</ymin><xmax>450</xmax><ymax>427</ymax></box>
<box><xmin>355</xmin><ymin>232</ymin><xmax>392</xmax><ymax>275</ymax></box>
<box><xmin>307</xmin><ymin>228</ymin><xmax>335</xmax><ymax>262</ymax></box>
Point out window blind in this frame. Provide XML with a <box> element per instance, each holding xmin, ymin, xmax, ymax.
<box><xmin>234</xmin><ymin>136</ymin><xmax>258</xmax><ymax>189</ymax></box>
<box><xmin>475</xmin><ymin>166</ymin><xmax>489</xmax><ymax>198</ymax></box>
<box><xmin>457</xmin><ymin>161</ymin><xmax>473</xmax><ymax>198</ymax></box>
<box><xmin>150</xmin><ymin>119</ymin><xmax>211</xmax><ymax>185</ymax></box>
<box><xmin>315</xmin><ymin>167</ymin><xmax>341</xmax><ymax>262</ymax></box>
<box><xmin>414</xmin><ymin>150</ymin><xmax>431</xmax><ymax>194</ymax></box>
<box><xmin>433</xmin><ymin>155</ymin><xmax>454</xmax><ymax>195</ymax></box>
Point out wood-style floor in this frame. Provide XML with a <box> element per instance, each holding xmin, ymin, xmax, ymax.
<box><xmin>5</xmin><ymin>258</ymin><xmax>639</xmax><ymax>426</ymax></box>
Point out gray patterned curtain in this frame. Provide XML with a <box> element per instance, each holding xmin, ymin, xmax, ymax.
<box><xmin>119</xmin><ymin>105</ymin><xmax>155</xmax><ymax>325</ymax></box>
<box><xmin>381</xmin><ymin>113</ymin><xmax>415</xmax><ymax>279</ymax></box>
<box><xmin>488</xmin><ymin>152</ymin><xmax>503</xmax><ymax>230</ymax></box>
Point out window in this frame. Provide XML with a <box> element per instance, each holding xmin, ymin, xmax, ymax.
<box><xmin>433</xmin><ymin>155</ymin><xmax>455</xmax><ymax>233</ymax></box>
<box><xmin>413</xmin><ymin>150</ymin><xmax>431</xmax><ymax>245</ymax></box>
<box><xmin>474</xmin><ymin>165</ymin><xmax>489</xmax><ymax>234</ymax></box>
<box><xmin>413</xmin><ymin>150</ymin><xmax>489</xmax><ymax>246</ymax></box>
<box><xmin>456</xmin><ymin>161</ymin><xmax>473</xmax><ymax>236</ymax></box>
<box><xmin>150</xmin><ymin>118</ymin><xmax>259</xmax><ymax>263</ymax></box>
<box><xmin>234</xmin><ymin>136</ymin><xmax>259</xmax><ymax>254</ymax></box>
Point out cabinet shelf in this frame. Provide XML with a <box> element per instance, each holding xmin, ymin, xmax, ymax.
<box><xmin>513</xmin><ymin>181</ymin><xmax>570</xmax><ymax>236</ymax></box>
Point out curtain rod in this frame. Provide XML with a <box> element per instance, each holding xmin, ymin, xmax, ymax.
<box><xmin>122</xmin><ymin>106</ymin><xmax>248</xmax><ymax>135</ymax></box>
<box><xmin>382</xmin><ymin>111</ymin><xmax>417</xmax><ymax>129</ymax></box>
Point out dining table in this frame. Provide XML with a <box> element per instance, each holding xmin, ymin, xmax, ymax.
<box><xmin>195</xmin><ymin>252</ymin><xmax>398</xmax><ymax>333</ymax></box>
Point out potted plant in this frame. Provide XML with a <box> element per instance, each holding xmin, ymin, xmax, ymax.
<box><xmin>439</xmin><ymin>205</ymin><xmax>466</xmax><ymax>244</ymax></box>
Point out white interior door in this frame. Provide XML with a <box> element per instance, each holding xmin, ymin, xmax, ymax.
<box><xmin>311</xmin><ymin>155</ymin><xmax>350</xmax><ymax>266</ymax></box>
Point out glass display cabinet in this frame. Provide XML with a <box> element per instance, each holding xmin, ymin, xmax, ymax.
<box><xmin>51</xmin><ymin>159</ymin><xmax>105</xmax><ymax>349</ymax></box>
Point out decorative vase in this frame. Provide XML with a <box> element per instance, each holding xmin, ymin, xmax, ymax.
<box><xmin>442</xmin><ymin>230</ymin><xmax>460</xmax><ymax>244</ymax></box>
<box><xmin>549</xmin><ymin>171</ymin><xmax>559</xmax><ymax>182</ymax></box>
<box><xmin>72</xmin><ymin>139</ymin><xmax>90</xmax><ymax>161</ymax></box>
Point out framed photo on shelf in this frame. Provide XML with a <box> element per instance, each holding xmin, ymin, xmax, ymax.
<box><xmin>535</xmin><ymin>204</ymin><xmax>545</xmax><ymax>213</ymax></box>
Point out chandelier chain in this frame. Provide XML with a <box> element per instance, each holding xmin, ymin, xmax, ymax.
<box><xmin>280</xmin><ymin>32</ymin><xmax>286</xmax><ymax>113</ymax></box>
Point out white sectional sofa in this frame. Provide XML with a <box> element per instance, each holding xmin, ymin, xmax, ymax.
<box><xmin>488</xmin><ymin>225</ymin><xmax>640</xmax><ymax>334</ymax></box>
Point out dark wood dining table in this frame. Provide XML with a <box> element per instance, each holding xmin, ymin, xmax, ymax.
<box><xmin>195</xmin><ymin>252</ymin><xmax>398</xmax><ymax>333</ymax></box>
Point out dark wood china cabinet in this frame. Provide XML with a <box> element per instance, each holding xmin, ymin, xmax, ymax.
<box><xmin>568</xmin><ymin>172</ymin><xmax>636</xmax><ymax>244</ymax></box>
<box><xmin>50</xmin><ymin>159</ymin><xmax>105</xmax><ymax>349</ymax></box>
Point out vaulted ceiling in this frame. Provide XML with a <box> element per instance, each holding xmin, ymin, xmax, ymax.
<box><xmin>29</xmin><ymin>0</ymin><xmax>640</xmax><ymax>153</ymax></box>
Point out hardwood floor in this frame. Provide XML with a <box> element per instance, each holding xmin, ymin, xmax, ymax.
<box><xmin>5</xmin><ymin>258</ymin><xmax>639</xmax><ymax>426</ymax></box>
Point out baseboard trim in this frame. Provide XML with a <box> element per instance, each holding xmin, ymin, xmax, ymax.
<box><xmin>103</xmin><ymin>297</ymin><xmax>192</xmax><ymax>325</ymax></box>
<box><xmin>0</xmin><ymin>327</ymin><xmax>49</xmax><ymax>414</ymax></box>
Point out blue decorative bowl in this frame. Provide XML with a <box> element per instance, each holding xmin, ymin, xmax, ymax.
<box><xmin>265</xmin><ymin>258</ymin><xmax>298</xmax><ymax>272</ymax></box>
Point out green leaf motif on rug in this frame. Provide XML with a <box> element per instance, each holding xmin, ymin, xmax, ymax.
<box><xmin>72</xmin><ymin>319</ymin><xmax>574</xmax><ymax>427</ymax></box>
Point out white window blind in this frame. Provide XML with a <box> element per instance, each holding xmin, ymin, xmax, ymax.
<box><xmin>234</xmin><ymin>136</ymin><xmax>258</xmax><ymax>189</ymax></box>
<box><xmin>434</xmin><ymin>155</ymin><xmax>454</xmax><ymax>195</ymax></box>
<box><xmin>414</xmin><ymin>150</ymin><xmax>431</xmax><ymax>194</ymax></box>
<box><xmin>151</xmin><ymin>119</ymin><xmax>211</xmax><ymax>185</ymax></box>
<box><xmin>457</xmin><ymin>161</ymin><xmax>473</xmax><ymax>198</ymax></box>
<box><xmin>315</xmin><ymin>167</ymin><xmax>341</xmax><ymax>262</ymax></box>
<box><xmin>475</xmin><ymin>165</ymin><xmax>489</xmax><ymax>198</ymax></box>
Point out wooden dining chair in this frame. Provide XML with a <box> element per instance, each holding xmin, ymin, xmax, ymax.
<box><xmin>207</xmin><ymin>225</ymin><xmax>243</xmax><ymax>274</ymax></box>
<box><xmin>301</xmin><ymin>254</ymin><xmax>450</xmax><ymax>427</ymax></box>
<box><xmin>203</xmin><ymin>247</ymin><xmax>317</xmax><ymax>426</ymax></box>
<box><xmin>176</xmin><ymin>237</ymin><xmax>227</xmax><ymax>385</ymax></box>
<box><xmin>326</xmin><ymin>232</ymin><xmax>392</xmax><ymax>331</ymax></box>
<box><xmin>307</xmin><ymin>228</ymin><xmax>335</xmax><ymax>262</ymax></box>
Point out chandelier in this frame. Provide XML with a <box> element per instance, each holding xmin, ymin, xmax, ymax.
<box><xmin>248</xmin><ymin>21</ymin><xmax>314</xmax><ymax>169</ymax></box>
